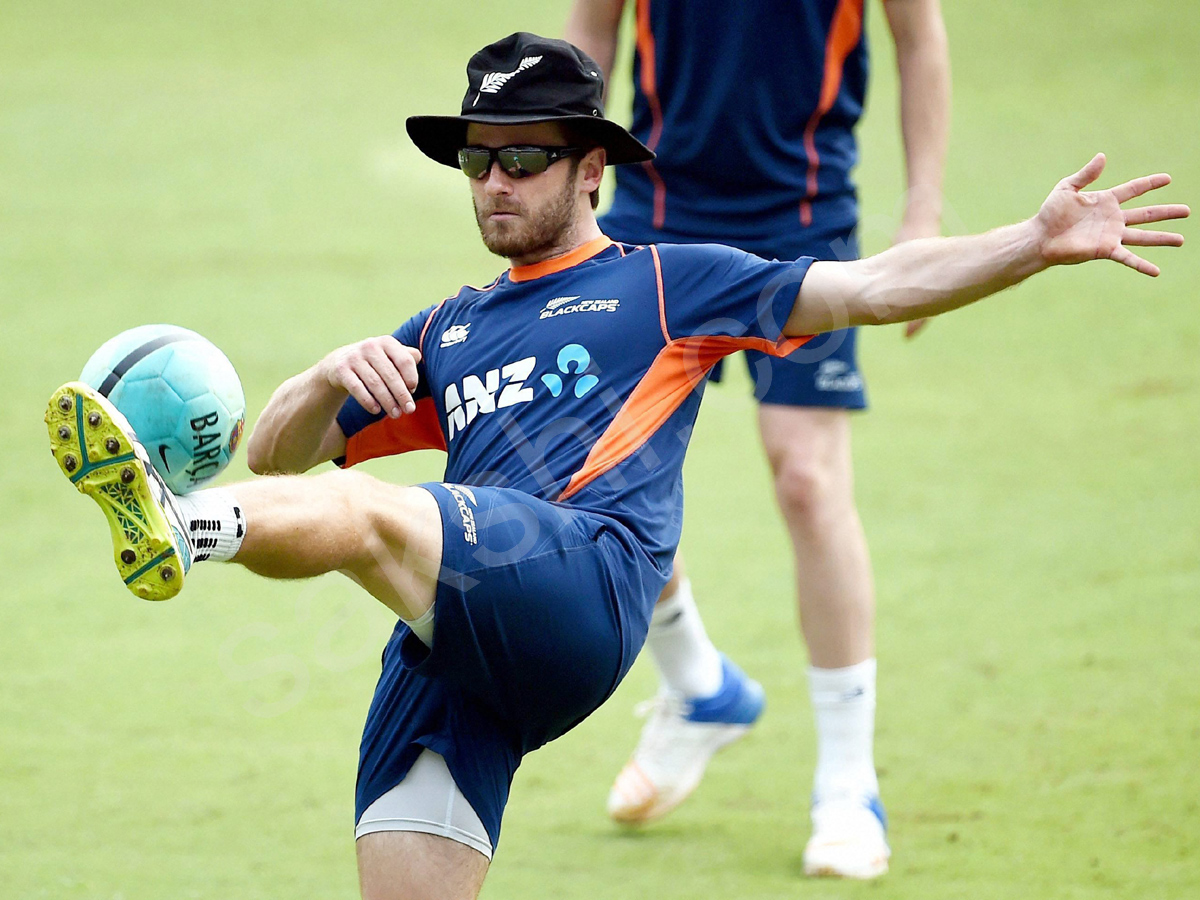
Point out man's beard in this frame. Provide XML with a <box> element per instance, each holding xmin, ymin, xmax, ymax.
<box><xmin>473</xmin><ymin>175</ymin><xmax>578</xmax><ymax>260</ymax></box>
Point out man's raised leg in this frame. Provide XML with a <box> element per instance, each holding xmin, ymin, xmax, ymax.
<box><xmin>48</xmin><ymin>380</ymin><xmax>445</xmax><ymax>631</ymax></box>
<box><xmin>220</xmin><ymin>470</ymin><xmax>443</xmax><ymax>624</ymax></box>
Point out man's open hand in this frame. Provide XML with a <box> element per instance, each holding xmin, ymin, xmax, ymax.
<box><xmin>320</xmin><ymin>336</ymin><xmax>422</xmax><ymax>419</ymax></box>
<box><xmin>1036</xmin><ymin>154</ymin><xmax>1189</xmax><ymax>276</ymax></box>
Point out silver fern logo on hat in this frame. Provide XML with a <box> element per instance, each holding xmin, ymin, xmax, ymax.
<box><xmin>474</xmin><ymin>56</ymin><xmax>544</xmax><ymax>105</ymax></box>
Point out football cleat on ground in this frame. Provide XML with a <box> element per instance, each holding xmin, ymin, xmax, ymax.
<box><xmin>803</xmin><ymin>794</ymin><xmax>890</xmax><ymax>879</ymax></box>
<box><xmin>607</xmin><ymin>655</ymin><xmax>764</xmax><ymax>824</ymax></box>
<box><xmin>46</xmin><ymin>381</ymin><xmax>193</xmax><ymax>601</ymax></box>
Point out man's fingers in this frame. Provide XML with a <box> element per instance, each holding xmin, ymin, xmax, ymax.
<box><xmin>1110</xmin><ymin>245</ymin><xmax>1160</xmax><ymax>277</ymax></box>
<box><xmin>327</xmin><ymin>337</ymin><xmax>423</xmax><ymax>417</ymax></box>
<box><xmin>353</xmin><ymin>356</ymin><xmax>406</xmax><ymax>418</ymax></box>
<box><xmin>904</xmin><ymin>318</ymin><xmax>929</xmax><ymax>339</ymax></box>
<box><xmin>353</xmin><ymin>362</ymin><xmax>399</xmax><ymax>416</ymax></box>
<box><xmin>1110</xmin><ymin>173</ymin><xmax>1171</xmax><ymax>204</ymax></box>
<box><xmin>1125</xmin><ymin>203</ymin><xmax>1191</xmax><ymax>226</ymax></box>
<box><xmin>1062</xmin><ymin>153</ymin><xmax>1106</xmax><ymax>190</ymax></box>
<box><xmin>1122</xmin><ymin>227</ymin><xmax>1185</xmax><ymax>248</ymax></box>
<box><xmin>361</xmin><ymin>345</ymin><xmax>415</xmax><ymax>416</ymax></box>
<box><xmin>381</xmin><ymin>340</ymin><xmax>422</xmax><ymax>393</ymax></box>
<box><xmin>341</xmin><ymin>370</ymin><xmax>382</xmax><ymax>415</ymax></box>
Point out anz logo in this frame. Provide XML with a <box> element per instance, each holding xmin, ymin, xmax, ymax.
<box><xmin>443</xmin><ymin>345</ymin><xmax>602</xmax><ymax>441</ymax></box>
<box><xmin>444</xmin><ymin>357</ymin><xmax>536</xmax><ymax>441</ymax></box>
<box><xmin>540</xmin><ymin>344</ymin><xmax>599</xmax><ymax>398</ymax></box>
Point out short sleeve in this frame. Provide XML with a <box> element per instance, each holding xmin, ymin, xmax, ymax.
<box><xmin>654</xmin><ymin>243</ymin><xmax>815</xmax><ymax>353</ymax></box>
<box><xmin>334</xmin><ymin>304</ymin><xmax>446</xmax><ymax>466</ymax></box>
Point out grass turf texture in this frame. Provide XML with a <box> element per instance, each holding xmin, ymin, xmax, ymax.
<box><xmin>2</xmin><ymin>1</ymin><xmax>1197</xmax><ymax>897</ymax></box>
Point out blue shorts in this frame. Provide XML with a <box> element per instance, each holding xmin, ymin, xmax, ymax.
<box><xmin>355</xmin><ymin>482</ymin><xmax>661</xmax><ymax>853</ymax></box>
<box><xmin>600</xmin><ymin>219</ymin><xmax>867</xmax><ymax>410</ymax></box>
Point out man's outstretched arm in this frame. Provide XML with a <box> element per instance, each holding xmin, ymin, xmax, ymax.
<box><xmin>786</xmin><ymin>155</ymin><xmax>1189</xmax><ymax>336</ymax></box>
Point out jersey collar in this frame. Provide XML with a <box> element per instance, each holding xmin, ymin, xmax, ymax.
<box><xmin>508</xmin><ymin>235</ymin><xmax>614</xmax><ymax>283</ymax></box>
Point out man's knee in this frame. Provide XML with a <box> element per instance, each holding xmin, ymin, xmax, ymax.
<box><xmin>357</xmin><ymin>831</ymin><xmax>488</xmax><ymax>900</ymax></box>
<box><xmin>760</xmin><ymin>409</ymin><xmax>855</xmax><ymax>528</ymax></box>
<box><xmin>772</xmin><ymin>449</ymin><xmax>844</xmax><ymax>525</ymax></box>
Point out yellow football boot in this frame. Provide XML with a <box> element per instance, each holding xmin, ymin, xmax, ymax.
<box><xmin>46</xmin><ymin>381</ymin><xmax>192</xmax><ymax>601</ymax></box>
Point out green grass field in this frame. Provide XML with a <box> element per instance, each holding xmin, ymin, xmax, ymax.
<box><xmin>3</xmin><ymin>1</ymin><xmax>1198</xmax><ymax>897</ymax></box>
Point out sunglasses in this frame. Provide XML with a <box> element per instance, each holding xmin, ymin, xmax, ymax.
<box><xmin>457</xmin><ymin>145</ymin><xmax>585</xmax><ymax>180</ymax></box>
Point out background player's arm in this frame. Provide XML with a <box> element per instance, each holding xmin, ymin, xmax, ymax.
<box><xmin>564</xmin><ymin>0</ymin><xmax>626</xmax><ymax>87</ymax></box>
<box><xmin>247</xmin><ymin>337</ymin><xmax>421</xmax><ymax>475</ymax></box>
<box><xmin>885</xmin><ymin>0</ymin><xmax>950</xmax><ymax>245</ymax></box>
<box><xmin>885</xmin><ymin>0</ymin><xmax>951</xmax><ymax>337</ymax></box>
<box><xmin>785</xmin><ymin>155</ymin><xmax>1188</xmax><ymax>335</ymax></box>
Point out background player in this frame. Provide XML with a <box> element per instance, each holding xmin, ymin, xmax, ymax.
<box><xmin>45</xmin><ymin>31</ymin><xmax>1185</xmax><ymax>900</ymax></box>
<box><xmin>566</xmin><ymin>0</ymin><xmax>950</xmax><ymax>876</ymax></box>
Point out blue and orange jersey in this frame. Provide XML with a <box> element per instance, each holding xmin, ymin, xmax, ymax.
<box><xmin>601</xmin><ymin>0</ymin><xmax>870</xmax><ymax>249</ymax></box>
<box><xmin>336</xmin><ymin>236</ymin><xmax>813</xmax><ymax>571</ymax></box>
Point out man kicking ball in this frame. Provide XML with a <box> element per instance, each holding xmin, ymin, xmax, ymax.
<box><xmin>45</xmin><ymin>32</ymin><xmax>1186</xmax><ymax>900</ymax></box>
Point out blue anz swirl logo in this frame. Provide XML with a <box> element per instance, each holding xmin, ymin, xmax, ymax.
<box><xmin>541</xmin><ymin>344</ymin><xmax>600</xmax><ymax>398</ymax></box>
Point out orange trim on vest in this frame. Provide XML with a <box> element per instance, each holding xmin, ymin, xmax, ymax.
<box><xmin>341</xmin><ymin>396</ymin><xmax>446</xmax><ymax>467</ymax></box>
<box><xmin>799</xmin><ymin>0</ymin><xmax>864</xmax><ymax>227</ymax></box>
<box><xmin>635</xmin><ymin>0</ymin><xmax>668</xmax><ymax>229</ymax></box>
<box><xmin>558</xmin><ymin>331</ymin><xmax>811</xmax><ymax>500</ymax></box>
<box><xmin>418</xmin><ymin>298</ymin><xmax>449</xmax><ymax>355</ymax></box>
<box><xmin>649</xmin><ymin>245</ymin><xmax>671</xmax><ymax>342</ymax></box>
<box><xmin>641</xmin><ymin>160</ymin><xmax>668</xmax><ymax>231</ymax></box>
<box><xmin>508</xmin><ymin>236</ymin><xmax>615</xmax><ymax>283</ymax></box>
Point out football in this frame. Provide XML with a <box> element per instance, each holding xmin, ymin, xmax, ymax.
<box><xmin>79</xmin><ymin>325</ymin><xmax>246</xmax><ymax>494</ymax></box>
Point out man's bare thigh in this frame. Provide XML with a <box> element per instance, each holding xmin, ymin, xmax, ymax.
<box><xmin>357</xmin><ymin>830</ymin><xmax>489</xmax><ymax>900</ymax></box>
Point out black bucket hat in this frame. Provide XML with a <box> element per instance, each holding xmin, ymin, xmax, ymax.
<box><xmin>407</xmin><ymin>32</ymin><xmax>654</xmax><ymax>169</ymax></box>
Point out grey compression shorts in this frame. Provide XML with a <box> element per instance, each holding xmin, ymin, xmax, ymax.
<box><xmin>354</xmin><ymin>748</ymin><xmax>493</xmax><ymax>859</ymax></box>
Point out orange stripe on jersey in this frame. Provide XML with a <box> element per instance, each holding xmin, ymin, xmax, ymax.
<box><xmin>799</xmin><ymin>0</ymin><xmax>864</xmax><ymax>227</ymax></box>
<box><xmin>509</xmin><ymin>235</ymin><xmax>614</xmax><ymax>283</ymax></box>
<box><xmin>341</xmin><ymin>396</ymin><xmax>446</xmax><ymax>467</ymax></box>
<box><xmin>635</xmin><ymin>0</ymin><xmax>668</xmax><ymax>229</ymax></box>
<box><xmin>418</xmin><ymin>298</ymin><xmax>448</xmax><ymax>355</ymax></box>
<box><xmin>634</xmin><ymin>0</ymin><xmax>661</xmax><ymax>142</ymax></box>
<box><xmin>559</xmin><ymin>331</ymin><xmax>811</xmax><ymax>501</ymax></box>
<box><xmin>642</xmin><ymin>160</ymin><xmax>668</xmax><ymax>231</ymax></box>
<box><xmin>650</xmin><ymin>245</ymin><xmax>671</xmax><ymax>342</ymax></box>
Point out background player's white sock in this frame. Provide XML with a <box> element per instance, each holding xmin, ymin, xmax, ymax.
<box><xmin>646</xmin><ymin>578</ymin><xmax>724</xmax><ymax>699</ymax></box>
<box><xmin>808</xmin><ymin>658</ymin><xmax>879</xmax><ymax>802</ymax></box>
<box><xmin>402</xmin><ymin>605</ymin><xmax>435</xmax><ymax>647</ymax></box>
<box><xmin>174</xmin><ymin>488</ymin><xmax>246</xmax><ymax>563</ymax></box>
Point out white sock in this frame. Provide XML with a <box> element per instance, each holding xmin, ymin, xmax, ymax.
<box><xmin>646</xmin><ymin>578</ymin><xmax>724</xmax><ymax>699</ymax></box>
<box><xmin>808</xmin><ymin>658</ymin><xmax>879</xmax><ymax>802</ymax></box>
<box><xmin>174</xmin><ymin>488</ymin><xmax>246</xmax><ymax>563</ymax></box>
<box><xmin>402</xmin><ymin>605</ymin><xmax>435</xmax><ymax>647</ymax></box>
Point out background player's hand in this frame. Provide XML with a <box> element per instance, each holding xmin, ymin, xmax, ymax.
<box><xmin>320</xmin><ymin>336</ymin><xmax>422</xmax><ymax>418</ymax></box>
<box><xmin>893</xmin><ymin>216</ymin><xmax>941</xmax><ymax>339</ymax></box>
<box><xmin>1034</xmin><ymin>154</ymin><xmax>1189</xmax><ymax>276</ymax></box>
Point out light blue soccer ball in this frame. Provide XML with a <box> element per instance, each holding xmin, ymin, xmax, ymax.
<box><xmin>80</xmin><ymin>325</ymin><xmax>246</xmax><ymax>494</ymax></box>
